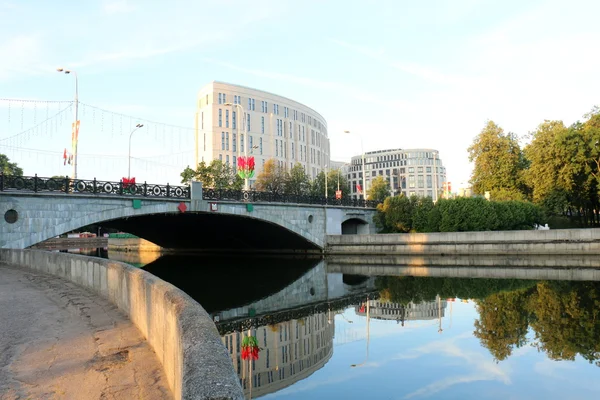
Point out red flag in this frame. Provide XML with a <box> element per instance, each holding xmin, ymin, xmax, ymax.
<box><xmin>356</xmin><ymin>183</ymin><xmax>362</xmax><ymax>194</ymax></box>
<box><xmin>63</xmin><ymin>149</ymin><xmax>67</xmax><ymax>165</ymax></box>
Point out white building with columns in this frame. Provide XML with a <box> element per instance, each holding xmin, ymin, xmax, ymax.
<box><xmin>195</xmin><ymin>82</ymin><xmax>330</xmax><ymax>187</ymax></box>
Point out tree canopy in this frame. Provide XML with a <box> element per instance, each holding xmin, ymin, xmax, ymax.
<box><xmin>0</xmin><ymin>154</ymin><xmax>23</xmax><ymax>176</ymax></box>
<box><xmin>180</xmin><ymin>160</ymin><xmax>242</xmax><ymax>190</ymax></box>
<box><xmin>367</xmin><ymin>176</ymin><xmax>391</xmax><ymax>202</ymax></box>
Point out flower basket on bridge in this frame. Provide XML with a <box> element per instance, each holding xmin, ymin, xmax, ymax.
<box><xmin>237</xmin><ymin>156</ymin><xmax>255</xmax><ymax>179</ymax></box>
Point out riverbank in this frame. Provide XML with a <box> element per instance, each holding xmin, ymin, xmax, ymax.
<box><xmin>0</xmin><ymin>249</ymin><xmax>243</xmax><ymax>400</ymax></box>
<box><xmin>326</xmin><ymin>228</ymin><xmax>600</xmax><ymax>256</ymax></box>
<box><xmin>30</xmin><ymin>236</ymin><xmax>108</xmax><ymax>250</ymax></box>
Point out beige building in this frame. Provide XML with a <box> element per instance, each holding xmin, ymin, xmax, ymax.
<box><xmin>355</xmin><ymin>298</ymin><xmax>447</xmax><ymax>325</ymax></box>
<box><xmin>221</xmin><ymin>312</ymin><xmax>334</xmax><ymax>398</ymax></box>
<box><xmin>195</xmin><ymin>82</ymin><xmax>330</xmax><ymax>186</ymax></box>
<box><xmin>347</xmin><ymin>148</ymin><xmax>447</xmax><ymax>200</ymax></box>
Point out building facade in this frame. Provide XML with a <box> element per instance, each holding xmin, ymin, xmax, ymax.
<box><xmin>221</xmin><ymin>311</ymin><xmax>334</xmax><ymax>398</ymax></box>
<box><xmin>195</xmin><ymin>82</ymin><xmax>330</xmax><ymax>186</ymax></box>
<box><xmin>347</xmin><ymin>148</ymin><xmax>447</xmax><ymax>199</ymax></box>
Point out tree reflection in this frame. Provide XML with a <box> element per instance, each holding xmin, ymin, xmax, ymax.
<box><xmin>376</xmin><ymin>276</ymin><xmax>600</xmax><ymax>366</ymax></box>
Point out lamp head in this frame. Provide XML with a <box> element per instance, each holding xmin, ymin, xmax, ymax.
<box><xmin>344</xmin><ymin>130</ymin><xmax>351</xmax><ymax>133</ymax></box>
<box><xmin>56</xmin><ymin>67</ymin><xmax>64</xmax><ymax>72</ymax></box>
<box><xmin>136</xmin><ymin>123</ymin><xmax>144</xmax><ymax>128</ymax></box>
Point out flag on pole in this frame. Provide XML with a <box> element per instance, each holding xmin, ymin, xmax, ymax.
<box><xmin>356</xmin><ymin>183</ymin><xmax>363</xmax><ymax>194</ymax></box>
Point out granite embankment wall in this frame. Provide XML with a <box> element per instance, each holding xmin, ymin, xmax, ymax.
<box><xmin>326</xmin><ymin>228</ymin><xmax>600</xmax><ymax>256</ymax></box>
<box><xmin>0</xmin><ymin>249</ymin><xmax>243</xmax><ymax>400</ymax></box>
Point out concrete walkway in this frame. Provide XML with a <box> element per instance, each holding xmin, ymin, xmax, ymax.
<box><xmin>0</xmin><ymin>264</ymin><xmax>172</xmax><ymax>399</ymax></box>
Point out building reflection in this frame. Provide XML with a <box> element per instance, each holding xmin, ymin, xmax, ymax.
<box><xmin>221</xmin><ymin>311</ymin><xmax>335</xmax><ymax>399</ymax></box>
<box><xmin>355</xmin><ymin>296</ymin><xmax>447</xmax><ymax>326</ymax></box>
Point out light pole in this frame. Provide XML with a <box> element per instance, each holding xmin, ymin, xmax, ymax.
<box><xmin>344</xmin><ymin>130</ymin><xmax>366</xmax><ymax>203</ymax></box>
<box><xmin>57</xmin><ymin>67</ymin><xmax>79</xmax><ymax>179</ymax></box>
<box><xmin>224</xmin><ymin>102</ymin><xmax>249</xmax><ymax>190</ymax></box>
<box><xmin>324</xmin><ymin>163</ymin><xmax>328</xmax><ymax>200</ymax></box>
<box><xmin>128</xmin><ymin>124</ymin><xmax>144</xmax><ymax>179</ymax></box>
<box><xmin>351</xmin><ymin>298</ymin><xmax>370</xmax><ymax>368</ymax></box>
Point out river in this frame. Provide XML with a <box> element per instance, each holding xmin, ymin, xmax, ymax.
<box><xmin>63</xmin><ymin>248</ymin><xmax>600</xmax><ymax>399</ymax></box>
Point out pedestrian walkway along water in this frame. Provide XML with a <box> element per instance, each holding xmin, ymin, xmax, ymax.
<box><xmin>0</xmin><ymin>264</ymin><xmax>172</xmax><ymax>399</ymax></box>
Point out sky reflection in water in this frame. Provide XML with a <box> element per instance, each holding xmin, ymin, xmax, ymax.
<box><xmin>264</xmin><ymin>301</ymin><xmax>599</xmax><ymax>400</ymax></box>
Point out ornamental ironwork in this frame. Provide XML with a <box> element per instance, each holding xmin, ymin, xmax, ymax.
<box><xmin>0</xmin><ymin>174</ymin><xmax>190</xmax><ymax>199</ymax></box>
<box><xmin>202</xmin><ymin>188</ymin><xmax>380</xmax><ymax>208</ymax></box>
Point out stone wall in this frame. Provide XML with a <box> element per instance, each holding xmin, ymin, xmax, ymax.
<box><xmin>0</xmin><ymin>249</ymin><xmax>243</xmax><ymax>400</ymax></box>
<box><xmin>326</xmin><ymin>228</ymin><xmax>600</xmax><ymax>255</ymax></box>
<box><xmin>108</xmin><ymin>237</ymin><xmax>163</xmax><ymax>252</ymax></box>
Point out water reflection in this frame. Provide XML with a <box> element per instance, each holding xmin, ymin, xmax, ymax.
<box><xmin>91</xmin><ymin>251</ymin><xmax>600</xmax><ymax>399</ymax></box>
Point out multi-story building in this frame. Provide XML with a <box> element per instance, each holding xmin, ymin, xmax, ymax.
<box><xmin>221</xmin><ymin>312</ymin><xmax>334</xmax><ymax>398</ymax></box>
<box><xmin>195</xmin><ymin>82</ymin><xmax>330</xmax><ymax>186</ymax></box>
<box><xmin>355</xmin><ymin>298</ymin><xmax>447</xmax><ymax>325</ymax></box>
<box><xmin>346</xmin><ymin>148</ymin><xmax>446</xmax><ymax>199</ymax></box>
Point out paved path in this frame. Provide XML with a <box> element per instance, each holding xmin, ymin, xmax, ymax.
<box><xmin>0</xmin><ymin>264</ymin><xmax>172</xmax><ymax>400</ymax></box>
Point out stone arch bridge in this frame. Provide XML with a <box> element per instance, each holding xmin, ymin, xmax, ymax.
<box><xmin>0</xmin><ymin>175</ymin><xmax>377</xmax><ymax>251</ymax></box>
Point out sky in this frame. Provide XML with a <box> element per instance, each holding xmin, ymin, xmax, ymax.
<box><xmin>1</xmin><ymin>0</ymin><xmax>599</xmax><ymax>185</ymax></box>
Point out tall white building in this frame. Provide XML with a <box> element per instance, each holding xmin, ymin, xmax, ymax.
<box><xmin>347</xmin><ymin>148</ymin><xmax>447</xmax><ymax>200</ymax></box>
<box><xmin>195</xmin><ymin>82</ymin><xmax>330</xmax><ymax>186</ymax></box>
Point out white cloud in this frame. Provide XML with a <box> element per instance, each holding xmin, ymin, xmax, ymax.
<box><xmin>0</xmin><ymin>34</ymin><xmax>53</xmax><ymax>80</ymax></box>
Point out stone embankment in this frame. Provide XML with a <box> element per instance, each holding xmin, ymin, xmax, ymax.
<box><xmin>0</xmin><ymin>249</ymin><xmax>243</xmax><ymax>400</ymax></box>
<box><xmin>326</xmin><ymin>228</ymin><xmax>600</xmax><ymax>256</ymax></box>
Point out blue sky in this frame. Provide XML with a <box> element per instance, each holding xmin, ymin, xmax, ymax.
<box><xmin>1</xmin><ymin>0</ymin><xmax>599</xmax><ymax>184</ymax></box>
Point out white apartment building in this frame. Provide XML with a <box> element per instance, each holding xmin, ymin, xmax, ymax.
<box><xmin>347</xmin><ymin>148</ymin><xmax>447</xmax><ymax>200</ymax></box>
<box><xmin>195</xmin><ymin>82</ymin><xmax>330</xmax><ymax>186</ymax></box>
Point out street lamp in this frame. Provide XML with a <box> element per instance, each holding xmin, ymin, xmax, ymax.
<box><xmin>350</xmin><ymin>298</ymin><xmax>370</xmax><ymax>368</ymax></box>
<box><xmin>224</xmin><ymin>102</ymin><xmax>249</xmax><ymax>190</ymax></box>
<box><xmin>128</xmin><ymin>123</ymin><xmax>144</xmax><ymax>179</ymax></box>
<box><xmin>57</xmin><ymin>67</ymin><xmax>79</xmax><ymax>179</ymax></box>
<box><xmin>344</xmin><ymin>130</ymin><xmax>366</xmax><ymax>203</ymax></box>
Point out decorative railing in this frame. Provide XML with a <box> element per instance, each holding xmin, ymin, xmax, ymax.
<box><xmin>202</xmin><ymin>188</ymin><xmax>380</xmax><ymax>208</ymax></box>
<box><xmin>0</xmin><ymin>174</ymin><xmax>190</xmax><ymax>199</ymax></box>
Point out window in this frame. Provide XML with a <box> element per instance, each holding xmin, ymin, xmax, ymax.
<box><xmin>259</xmin><ymin>137</ymin><xmax>263</xmax><ymax>155</ymax></box>
<box><xmin>221</xmin><ymin>132</ymin><xmax>225</xmax><ymax>150</ymax></box>
<box><xmin>292</xmin><ymin>143</ymin><xmax>295</xmax><ymax>159</ymax></box>
<box><xmin>252</xmin><ymin>98</ymin><xmax>255</xmax><ymax>110</ymax></box>
<box><xmin>219</xmin><ymin>154</ymin><xmax>222</xmax><ymax>161</ymax></box>
<box><xmin>418</xmin><ymin>166</ymin><xmax>423</xmax><ymax>173</ymax></box>
<box><xmin>233</xmin><ymin>133</ymin><xmax>237</xmax><ymax>152</ymax></box>
<box><xmin>426</xmin><ymin>166</ymin><xmax>432</xmax><ymax>173</ymax></box>
<box><xmin>284</xmin><ymin>107</ymin><xmax>289</xmax><ymax>118</ymax></box>
<box><xmin>232</xmin><ymin>111</ymin><xmax>237</xmax><ymax>129</ymax></box>
<box><xmin>274</xmin><ymin>104</ymin><xmax>279</xmax><ymax>115</ymax></box>
<box><xmin>261</xmin><ymin>116</ymin><xmax>265</xmax><ymax>134</ymax></box>
<box><xmin>408</xmin><ymin>167</ymin><xmax>414</xmax><ymax>173</ymax></box>
<box><xmin>240</xmin><ymin>134</ymin><xmax>245</xmax><ymax>153</ymax></box>
<box><xmin>427</xmin><ymin>175</ymin><xmax>432</xmax><ymax>188</ymax></box>
<box><xmin>248</xmin><ymin>98</ymin><xmax>252</xmax><ymax>110</ymax></box>
<box><xmin>225</xmin><ymin>110</ymin><xmax>229</xmax><ymax>128</ymax></box>
<box><xmin>418</xmin><ymin>175</ymin><xmax>424</xmax><ymax>188</ymax></box>
<box><xmin>275</xmin><ymin>139</ymin><xmax>279</xmax><ymax>156</ymax></box>
<box><xmin>234</xmin><ymin>95</ymin><xmax>240</xmax><ymax>104</ymax></box>
<box><xmin>218</xmin><ymin>93</ymin><xmax>222</xmax><ymax>104</ymax></box>
<box><xmin>226</xmin><ymin>155</ymin><xmax>229</xmax><ymax>165</ymax></box>
<box><xmin>289</xmin><ymin>122</ymin><xmax>292</xmax><ymax>138</ymax></box>
<box><xmin>226</xmin><ymin>132</ymin><xmax>229</xmax><ymax>150</ymax></box>
<box><xmin>218</xmin><ymin>109</ymin><xmax>222</xmax><ymax>127</ymax></box>
<box><xmin>247</xmin><ymin>114</ymin><xmax>251</xmax><ymax>131</ymax></box>
<box><xmin>409</xmin><ymin>175</ymin><xmax>415</xmax><ymax>188</ymax></box>
<box><xmin>249</xmin><ymin>135</ymin><xmax>253</xmax><ymax>153</ymax></box>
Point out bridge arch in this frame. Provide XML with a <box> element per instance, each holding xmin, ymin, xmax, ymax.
<box><xmin>341</xmin><ymin>217</ymin><xmax>370</xmax><ymax>235</ymax></box>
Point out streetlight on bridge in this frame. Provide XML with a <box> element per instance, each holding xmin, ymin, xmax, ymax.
<box><xmin>57</xmin><ymin>67</ymin><xmax>79</xmax><ymax>179</ymax></box>
<box><xmin>344</xmin><ymin>130</ymin><xmax>367</xmax><ymax>204</ymax></box>
<box><xmin>128</xmin><ymin>124</ymin><xmax>144</xmax><ymax>179</ymax></box>
<box><xmin>223</xmin><ymin>102</ymin><xmax>250</xmax><ymax>190</ymax></box>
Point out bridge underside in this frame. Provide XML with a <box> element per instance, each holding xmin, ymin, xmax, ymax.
<box><xmin>103</xmin><ymin>212</ymin><xmax>320</xmax><ymax>251</ymax></box>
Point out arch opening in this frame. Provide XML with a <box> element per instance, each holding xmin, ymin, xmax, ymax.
<box><xmin>341</xmin><ymin>217</ymin><xmax>369</xmax><ymax>235</ymax></box>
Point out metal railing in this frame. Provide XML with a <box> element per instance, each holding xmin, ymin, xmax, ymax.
<box><xmin>0</xmin><ymin>174</ymin><xmax>190</xmax><ymax>199</ymax></box>
<box><xmin>202</xmin><ymin>188</ymin><xmax>379</xmax><ymax>208</ymax></box>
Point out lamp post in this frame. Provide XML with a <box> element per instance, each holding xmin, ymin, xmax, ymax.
<box><xmin>351</xmin><ymin>297</ymin><xmax>370</xmax><ymax>368</ymax></box>
<box><xmin>224</xmin><ymin>102</ymin><xmax>249</xmax><ymax>190</ymax></box>
<box><xmin>324</xmin><ymin>163</ymin><xmax>328</xmax><ymax>201</ymax></box>
<box><xmin>128</xmin><ymin>123</ymin><xmax>144</xmax><ymax>179</ymax></box>
<box><xmin>57</xmin><ymin>67</ymin><xmax>79</xmax><ymax>179</ymax></box>
<box><xmin>344</xmin><ymin>130</ymin><xmax>366</xmax><ymax>203</ymax></box>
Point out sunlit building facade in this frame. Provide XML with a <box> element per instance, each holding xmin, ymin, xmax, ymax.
<box><xmin>195</xmin><ymin>82</ymin><xmax>330</xmax><ymax>186</ymax></box>
<box><xmin>347</xmin><ymin>148</ymin><xmax>446</xmax><ymax>199</ymax></box>
<box><xmin>355</xmin><ymin>299</ymin><xmax>447</xmax><ymax>324</ymax></box>
<box><xmin>221</xmin><ymin>312</ymin><xmax>334</xmax><ymax>398</ymax></box>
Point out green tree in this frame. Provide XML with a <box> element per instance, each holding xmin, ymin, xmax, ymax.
<box><xmin>412</xmin><ymin>196</ymin><xmax>435</xmax><ymax>232</ymax></box>
<box><xmin>374</xmin><ymin>195</ymin><xmax>416</xmax><ymax>233</ymax></box>
<box><xmin>179</xmin><ymin>160</ymin><xmax>242</xmax><ymax>190</ymax></box>
<box><xmin>468</xmin><ymin>121</ymin><xmax>527</xmax><ymax>200</ymax></box>
<box><xmin>326</xmin><ymin>169</ymin><xmax>351</xmax><ymax>200</ymax></box>
<box><xmin>0</xmin><ymin>154</ymin><xmax>23</xmax><ymax>176</ymax></box>
<box><xmin>285</xmin><ymin>163</ymin><xmax>311</xmax><ymax>196</ymax></box>
<box><xmin>256</xmin><ymin>159</ymin><xmax>287</xmax><ymax>193</ymax></box>
<box><xmin>524</xmin><ymin>120</ymin><xmax>568</xmax><ymax>204</ymax></box>
<box><xmin>368</xmin><ymin>176</ymin><xmax>391</xmax><ymax>202</ymax></box>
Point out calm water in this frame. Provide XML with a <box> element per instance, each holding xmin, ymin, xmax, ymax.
<box><xmin>93</xmin><ymin>251</ymin><xmax>600</xmax><ymax>400</ymax></box>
